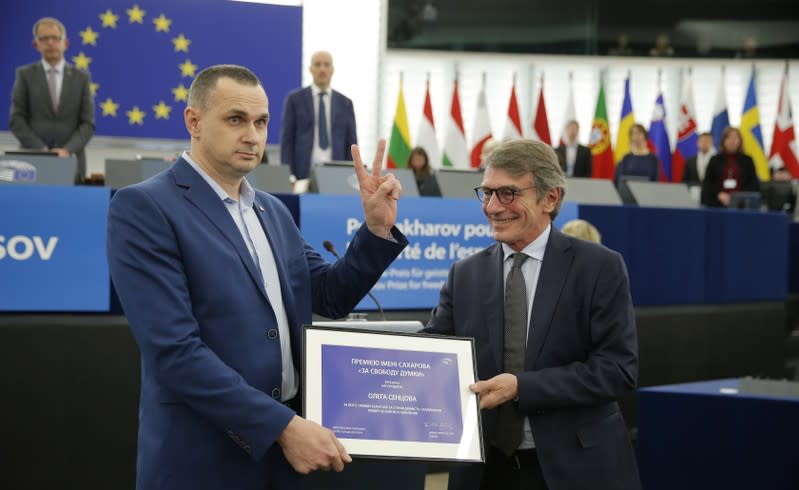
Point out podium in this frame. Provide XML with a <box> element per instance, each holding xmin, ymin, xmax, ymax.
<box><xmin>638</xmin><ymin>378</ymin><xmax>799</xmax><ymax>490</ymax></box>
<box><xmin>105</xmin><ymin>158</ymin><xmax>170</xmax><ymax>189</ymax></box>
<box><xmin>1</xmin><ymin>153</ymin><xmax>77</xmax><ymax>185</ymax></box>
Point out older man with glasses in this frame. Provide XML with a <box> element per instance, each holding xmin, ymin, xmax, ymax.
<box><xmin>9</xmin><ymin>17</ymin><xmax>95</xmax><ymax>184</ymax></box>
<box><xmin>423</xmin><ymin>139</ymin><xmax>641</xmax><ymax>490</ymax></box>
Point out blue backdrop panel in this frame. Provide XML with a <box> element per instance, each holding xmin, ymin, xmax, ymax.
<box><xmin>704</xmin><ymin>209</ymin><xmax>789</xmax><ymax>303</ymax></box>
<box><xmin>0</xmin><ymin>185</ymin><xmax>110</xmax><ymax>311</ymax></box>
<box><xmin>0</xmin><ymin>0</ymin><xmax>301</xmax><ymax>143</ymax></box>
<box><xmin>578</xmin><ymin>205</ymin><xmax>707</xmax><ymax>306</ymax></box>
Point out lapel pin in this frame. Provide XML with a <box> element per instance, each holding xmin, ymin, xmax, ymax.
<box><xmin>258</xmin><ymin>206</ymin><xmax>265</xmax><ymax>212</ymax></box>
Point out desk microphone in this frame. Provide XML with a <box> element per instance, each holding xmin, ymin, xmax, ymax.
<box><xmin>323</xmin><ymin>240</ymin><xmax>386</xmax><ymax>321</ymax></box>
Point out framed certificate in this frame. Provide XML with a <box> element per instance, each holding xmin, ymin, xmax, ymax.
<box><xmin>303</xmin><ymin>324</ymin><xmax>484</xmax><ymax>463</ymax></box>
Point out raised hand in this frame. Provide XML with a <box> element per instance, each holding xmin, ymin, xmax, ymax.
<box><xmin>352</xmin><ymin>139</ymin><xmax>402</xmax><ymax>238</ymax></box>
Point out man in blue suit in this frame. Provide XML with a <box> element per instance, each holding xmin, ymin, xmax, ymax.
<box><xmin>423</xmin><ymin>140</ymin><xmax>640</xmax><ymax>490</ymax></box>
<box><xmin>280</xmin><ymin>51</ymin><xmax>357</xmax><ymax>181</ymax></box>
<box><xmin>107</xmin><ymin>64</ymin><xmax>406</xmax><ymax>490</ymax></box>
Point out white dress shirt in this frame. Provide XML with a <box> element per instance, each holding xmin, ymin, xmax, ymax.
<box><xmin>310</xmin><ymin>84</ymin><xmax>333</xmax><ymax>166</ymax></box>
<box><xmin>41</xmin><ymin>58</ymin><xmax>65</xmax><ymax>107</ymax></box>
<box><xmin>184</xmin><ymin>151</ymin><xmax>298</xmax><ymax>401</ymax></box>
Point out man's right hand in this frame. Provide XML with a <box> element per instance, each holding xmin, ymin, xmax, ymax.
<box><xmin>277</xmin><ymin>415</ymin><xmax>351</xmax><ymax>474</ymax></box>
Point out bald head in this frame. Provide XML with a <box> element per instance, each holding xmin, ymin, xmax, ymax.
<box><xmin>309</xmin><ymin>51</ymin><xmax>334</xmax><ymax>90</ymax></box>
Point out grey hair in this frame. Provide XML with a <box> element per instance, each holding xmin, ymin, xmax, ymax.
<box><xmin>485</xmin><ymin>139</ymin><xmax>567</xmax><ymax>220</ymax></box>
<box><xmin>33</xmin><ymin>17</ymin><xmax>66</xmax><ymax>39</ymax></box>
<box><xmin>187</xmin><ymin>64</ymin><xmax>262</xmax><ymax>109</ymax></box>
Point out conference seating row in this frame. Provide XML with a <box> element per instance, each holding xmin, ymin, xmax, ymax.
<box><xmin>3</xmin><ymin>152</ymin><xmax>797</xmax><ymax>219</ymax></box>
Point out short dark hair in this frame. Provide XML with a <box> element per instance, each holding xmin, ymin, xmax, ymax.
<box><xmin>187</xmin><ymin>64</ymin><xmax>262</xmax><ymax>109</ymax></box>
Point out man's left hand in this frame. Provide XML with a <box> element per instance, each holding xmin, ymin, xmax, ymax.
<box><xmin>470</xmin><ymin>373</ymin><xmax>518</xmax><ymax>409</ymax></box>
<box><xmin>352</xmin><ymin>139</ymin><xmax>402</xmax><ymax>238</ymax></box>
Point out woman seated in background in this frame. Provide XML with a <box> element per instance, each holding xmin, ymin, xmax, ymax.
<box><xmin>701</xmin><ymin>126</ymin><xmax>759</xmax><ymax>207</ymax></box>
<box><xmin>614</xmin><ymin>123</ymin><xmax>659</xmax><ymax>188</ymax></box>
<box><xmin>406</xmin><ymin>146</ymin><xmax>437</xmax><ymax>194</ymax></box>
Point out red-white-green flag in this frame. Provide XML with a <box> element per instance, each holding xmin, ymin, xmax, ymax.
<box><xmin>416</xmin><ymin>77</ymin><xmax>441</xmax><ymax>169</ymax></box>
<box><xmin>443</xmin><ymin>79</ymin><xmax>468</xmax><ymax>168</ymax></box>
<box><xmin>387</xmin><ymin>76</ymin><xmax>411</xmax><ymax>168</ymax></box>
<box><xmin>503</xmin><ymin>76</ymin><xmax>523</xmax><ymax>140</ymax></box>
<box><xmin>470</xmin><ymin>73</ymin><xmax>493</xmax><ymax>168</ymax></box>
<box><xmin>530</xmin><ymin>74</ymin><xmax>551</xmax><ymax>145</ymax></box>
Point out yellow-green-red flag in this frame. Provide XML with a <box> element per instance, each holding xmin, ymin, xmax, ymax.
<box><xmin>387</xmin><ymin>77</ymin><xmax>411</xmax><ymax>168</ymax></box>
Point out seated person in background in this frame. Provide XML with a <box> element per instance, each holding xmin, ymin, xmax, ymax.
<box><xmin>561</xmin><ymin>218</ymin><xmax>601</xmax><ymax>244</ymax></box>
<box><xmin>701</xmin><ymin>126</ymin><xmax>759</xmax><ymax>207</ymax></box>
<box><xmin>765</xmin><ymin>166</ymin><xmax>797</xmax><ymax>212</ymax></box>
<box><xmin>406</xmin><ymin>146</ymin><xmax>437</xmax><ymax>194</ymax></box>
<box><xmin>555</xmin><ymin>120</ymin><xmax>592</xmax><ymax>177</ymax></box>
<box><xmin>614</xmin><ymin>123</ymin><xmax>659</xmax><ymax>188</ymax></box>
<box><xmin>478</xmin><ymin>137</ymin><xmax>499</xmax><ymax>171</ymax></box>
<box><xmin>682</xmin><ymin>132</ymin><xmax>714</xmax><ymax>186</ymax></box>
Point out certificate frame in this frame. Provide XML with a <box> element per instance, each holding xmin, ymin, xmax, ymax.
<box><xmin>302</xmin><ymin>324</ymin><xmax>484</xmax><ymax>463</ymax></box>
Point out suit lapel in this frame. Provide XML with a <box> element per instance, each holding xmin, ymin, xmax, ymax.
<box><xmin>172</xmin><ymin>158</ymin><xmax>269</xmax><ymax>302</ymax></box>
<box><xmin>481</xmin><ymin>245</ymin><xmax>505</xmax><ymax>373</ymax></box>
<box><xmin>526</xmin><ymin>229</ymin><xmax>573</xmax><ymax>368</ymax></box>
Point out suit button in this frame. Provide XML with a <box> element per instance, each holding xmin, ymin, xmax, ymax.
<box><xmin>267</xmin><ymin>329</ymin><xmax>278</xmax><ymax>339</ymax></box>
<box><xmin>272</xmin><ymin>388</ymin><xmax>281</xmax><ymax>399</ymax></box>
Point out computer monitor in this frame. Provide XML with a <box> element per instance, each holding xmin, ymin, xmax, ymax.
<box><xmin>105</xmin><ymin>158</ymin><xmax>170</xmax><ymax>189</ymax></box>
<box><xmin>0</xmin><ymin>153</ymin><xmax>77</xmax><ymax>185</ymax></box>
<box><xmin>564</xmin><ymin>177</ymin><xmax>622</xmax><ymax>205</ymax></box>
<box><xmin>760</xmin><ymin>180</ymin><xmax>796</xmax><ymax>212</ymax></box>
<box><xmin>617</xmin><ymin>175</ymin><xmax>651</xmax><ymax>205</ymax></box>
<box><xmin>728</xmin><ymin>191</ymin><xmax>762</xmax><ymax>210</ymax></box>
<box><xmin>309</xmin><ymin>165</ymin><xmax>419</xmax><ymax>197</ymax></box>
<box><xmin>435</xmin><ymin>168</ymin><xmax>482</xmax><ymax>198</ymax></box>
<box><xmin>624</xmin><ymin>181</ymin><xmax>699</xmax><ymax>209</ymax></box>
<box><xmin>245</xmin><ymin>164</ymin><xmax>291</xmax><ymax>194</ymax></box>
<box><xmin>5</xmin><ymin>149</ymin><xmax>58</xmax><ymax>157</ymax></box>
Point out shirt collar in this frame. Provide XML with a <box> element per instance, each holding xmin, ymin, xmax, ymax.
<box><xmin>501</xmin><ymin>223</ymin><xmax>551</xmax><ymax>263</ymax></box>
<box><xmin>41</xmin><ymin>58</ymin><xmax>65</xmax><ymax>74</ymax></box>
<box><xmin>182</xmin><ymin>151</ymin><xmax>255</xmax><ymax>207</ymax></box>
<box><xmin>312</xmin><ymin>84</ymin><xmax>330</xmax><ymax>97</ymax></box>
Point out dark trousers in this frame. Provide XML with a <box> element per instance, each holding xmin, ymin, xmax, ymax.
<box><xmin>479</xmin><ymin>446</ymin><xmax>548</xmax><ymax>490</ymax></box>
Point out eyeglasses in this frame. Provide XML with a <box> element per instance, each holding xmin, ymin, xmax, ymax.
<box><xmin>36</xmin><ymin>35</ymin><xmax>63</xmax><ymax>43</ymax></box>
<box><xmin>474</xmin><ymin>186</ymin><xmax>536</xmax><ymax>205</ymax></box>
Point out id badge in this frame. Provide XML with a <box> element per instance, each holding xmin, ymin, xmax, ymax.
<box><xmin>723</xmin><ymin>178</ymin><xmax>737</xmax><ymax>190</ymax></box>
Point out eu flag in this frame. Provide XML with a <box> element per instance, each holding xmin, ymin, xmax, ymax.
<box><xmin>1</xmin><ymin>0</ymin><xmax>302</xmax><ymax>143</ymax></box>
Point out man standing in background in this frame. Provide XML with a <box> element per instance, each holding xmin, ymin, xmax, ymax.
<box><xmin>554</xmin><ymin>120</ymin><xmax>592</xmax><ymax>178</ymax></box>
<box><xmin>9</xmin><ymin>17</ymin><xmax>95</xmax><ymax>183</ymax></box>
<box><xmin>682</xmin><ymin>132</ymin><xmax>714</xmax><ymax>187</ymax></box>
<box><xmin>280</xmin><ymin>51</ymin><xmax>357</xmax><ymax>183</ymax></box>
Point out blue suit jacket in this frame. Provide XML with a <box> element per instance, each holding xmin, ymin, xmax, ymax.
<box><xmin>424</xmin><ymin>229</ymin><xmax>641</xmax><ymax>490</ymax></box>
<box><xmin>279</xmin><ymin>86</ymin><xmax>357</xmax><ymax>179</ymax></box>
<box><xmin>107</xmin><ymin>157</ymin><xmax>405</xmax><ymax>490</ymax></box>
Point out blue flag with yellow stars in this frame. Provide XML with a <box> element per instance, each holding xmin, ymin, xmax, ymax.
<box><xmin>1</xmin><ymin>0</ymin><xmax>302</xmax><ymax>142</ymax></box>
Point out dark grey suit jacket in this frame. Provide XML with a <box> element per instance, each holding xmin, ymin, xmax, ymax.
<box><xmin>9</xmin><ymin>61</ymin><xmax>95</xmax><ymax>182</ymax></box>
<box><xmin>423</xmin><ymin>228</ymin><xmax>641</xmax><ymax>490</ymax></box>
<box><xmin>555</xmin><ymin>144</ymin><xmax>592</xmax><ymax>177</ymax></box>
